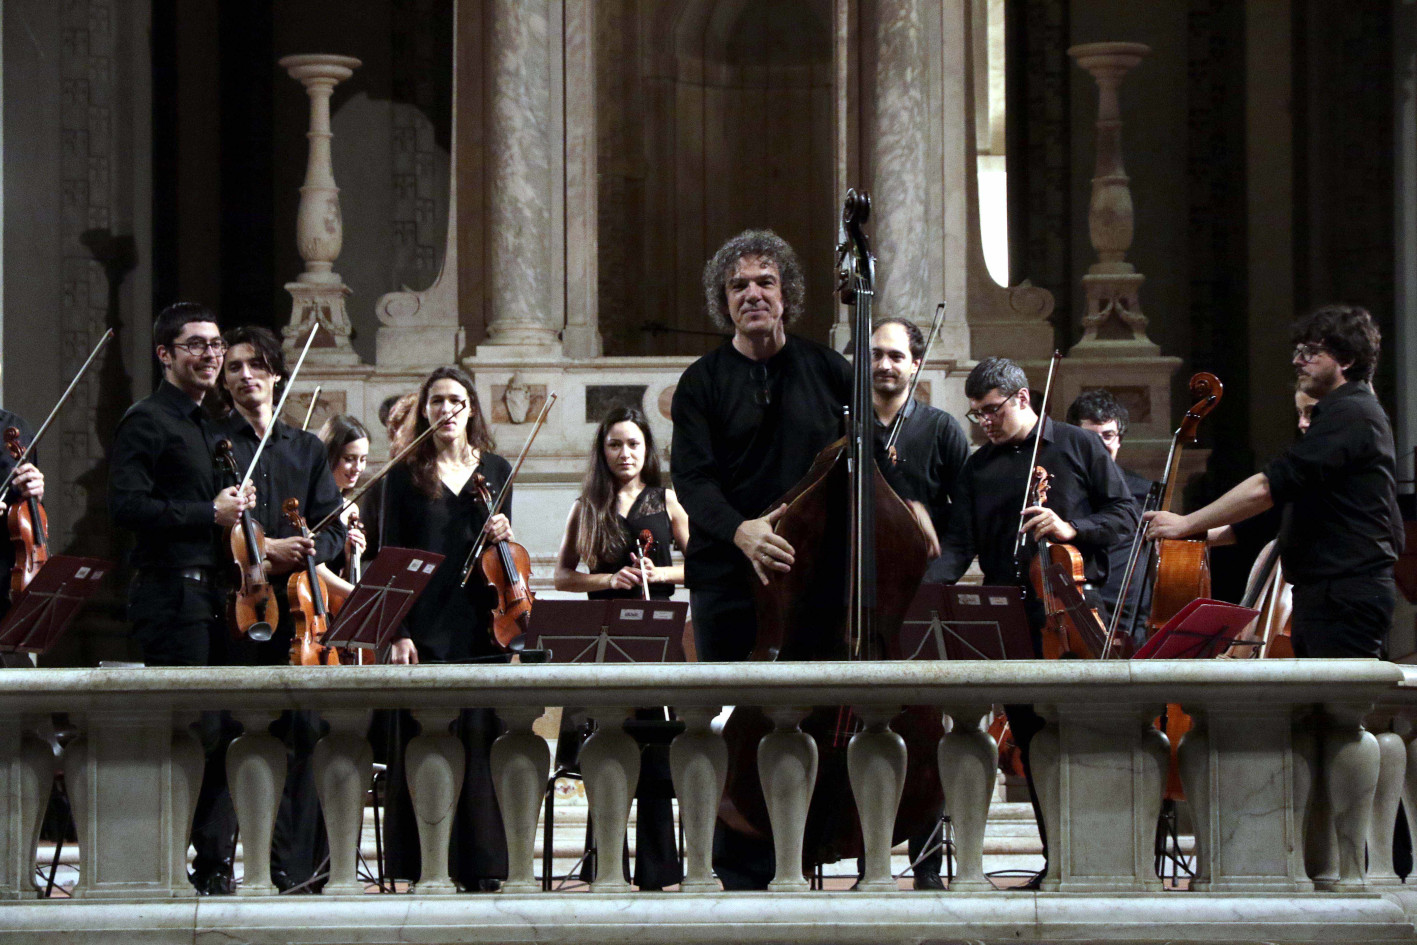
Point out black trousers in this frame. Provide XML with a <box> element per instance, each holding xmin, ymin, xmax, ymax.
<box><xmin>1292</xmin><ymin>571</ymin><xmax>1395</xmax><ymax>658</ymax></box>
<box><xmin>128</xmin><ymin>571</ymin><xmax>238</xmax><ymax>880</ymax></box>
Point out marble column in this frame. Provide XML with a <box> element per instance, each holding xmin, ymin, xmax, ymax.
<box><xmin>279</xmin><ymin>54</ymin><xmax>363</xmax><ymax>367</ymax></box>
<box><xmin>669</xmin><ymin>706</ymin><xmax>727</xmax><ymax>893</ymax></box>
<box><xmin>760</xmin><ymin>707</ymin><xmax>817</xmax><ymax>893</ymax></box>
<box><xmin>405</xmin><ymin>709</ymin><xmax>464</xmax><ymax>895</ymax></box>
<box><xmin>227</xmin><ymin>711</ymin><xmax>286</xmax><ymax>897</ymax></box>
<box><xmin>869</xmin><ymin>0</ymin><xmax>931</xmax><ymax>326</ymax></box>
<box><xmin>937</xmin><ymin>705</ymin><xmax>997</xmax><ymax>891</ymax></box>
<box><xmin>312</xmin><ymin>709</ymin><xmax>374</xmax><ymax>896</ymax></box>
<box><xmin>580</xmin><ymin>709</ymin><xmax>639</xmax><ymax>893</ymax></box>
<box><xmin>490</xmin><ymin>706</ymin><xmax>550</xmax><ymax>893</ymax></box>
<box><xmin>477</xmin><ymin>0</ymin><xmax>562</xmax><ymax>355</ymax></box>
<box><xmin>0</xmin><ymin>717</ymin><xmax>52</xmax><ymax>900</ymax></box>
<box><xmin>847</xmin><ymin>705</ymin><xmax>906</xmax><ymax>892</ymax></box>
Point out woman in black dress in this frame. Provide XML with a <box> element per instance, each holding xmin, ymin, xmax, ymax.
<box><xmin>315</xmin><ymin>413</ymin><xmax>369</xmax><ymax>591</ymax></box>
<box><xmin>378</xmin><ymin>366</ymin><xmax>513</xmax><ymax>891</ymax></box>
<box><xmin>554</xmin><ymin>406</ymin><xmax>689</xmax><ymax>889</ymax></box>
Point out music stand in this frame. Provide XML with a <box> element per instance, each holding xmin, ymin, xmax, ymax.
<box><xmin>1132</xmin><ymin>598</ymin><xmax>1259</xmax><ymax>661</ymax></box>
<box><xmin>526</xmin><ymin>599</ymin><xmax>688</xmax><ymax>664</ymax></box>
<box><xmin>899</xmin><ymin>583</ymin><xmax>1034</xmax><ymax>661</ymax></box>
<box><xmin>321</xmin><ymin>547</ymin><xmax>445</xmax><ymax>655</ymax></box>
<box><xmin>0</xmin><ymin>556</ymin><xmax>112</xmax><ymax>655</ymax></box>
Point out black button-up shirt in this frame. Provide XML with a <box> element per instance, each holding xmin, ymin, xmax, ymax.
<box><xmin>872</xmin><ymin>397</ymin><xmax>970</xmax><ymax>537</ymax></box>
<box><xmin>1263</xmin><ymin>381</ymin><xmax>1403</xmax><ymax>585</ymax></box>
<box><xmin>213</xmin><ymin>413</ymin><xmax>345</xmax><ymax>565</ymax></box>
<box><xmin>931</xmin><ymin>417</ymin><xmax>1138</xmax><ymax>591</ymax></box>
<box><xmin>109</xmin><ymin>380</ymin><xmax>224</xmax><ymax>570</ymax></box>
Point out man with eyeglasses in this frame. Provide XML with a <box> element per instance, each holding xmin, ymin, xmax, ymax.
<box><xmin>1065</xmin><ymin>389</ymin><xmax>1154</xmax><ymax>639</ymax></box>
<box><xmin>108</xmin><ymin>301</ymin><xmax>254</xmax><ymax>895</ymax></box>
<box><xmin>931</xmin><ymin>357</ymin><xmax>1137</xmax><ymax>885</ymax></box>
<box><xmin>1147</xmin><ymin>305</ymin><xmax>1402</xmax><ymax>658</ymax></box>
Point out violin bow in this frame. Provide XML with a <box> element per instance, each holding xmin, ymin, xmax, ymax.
<box><xmin>0</xmin><ymin>328</ymin><xmax>114</xmax><ymax>497</ymax></box>
<box><xmin>883</xmin><ymin>301</ymin><xmax>946</xmax><ymax>456</ymax></box>
<box><xmin>301</xmin><ymin>386</ymin><xmax>322</xmax><ymax>432</ymax></box>
<box><xmin>1011</xmin><ymin>350</ymin><xmax>1061</xmax><ymax>575</ymax></box>
<box><xmin>459</xmin><ymin>393</ymin><xmax>557</xmax><ymax>586</ymax></box>
<box><xmin>308</xmin><ymin>399</ymin><xmax>469</xmax><ymax>535</ymax></box>
<box><xmin>237</xmin><ymin>322</ymin><xmax>319</xmax><ymax>492</ymax></box>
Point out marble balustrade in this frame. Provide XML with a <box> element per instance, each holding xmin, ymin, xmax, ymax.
<box><xmin>0</xmin><ymin>660</ymin><xmax>1415</xmax><ymax>945</ymax></box>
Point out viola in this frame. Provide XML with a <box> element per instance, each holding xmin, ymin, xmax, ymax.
<box><xmin>470</xmin><ymin>472</ymin><xmax>534</xmax><ymax>651</ymax></box>
<box><xmin>283</xmin><ymin>498</ymin><xmax>339</xmax><ymax>666</ymax></box>
<box><xmin>636</xmin><ymin>528</ymin><xmax>655</xmax><ymax>601</ymax></box>
<box><xmin>4</xmin><ymin>428</ymin><xmax>47</xmax><ymax>596</ymax></box>
<box><xmin>214</xmin><ymin>439</ymin><xmax>278</xmax><ymax>642</ymax></box>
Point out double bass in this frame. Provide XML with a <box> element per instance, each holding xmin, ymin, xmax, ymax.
<box><xmin>718</xmin><ymin>190</ymin><xmax>939</xmax><ymax>871</ymax></box>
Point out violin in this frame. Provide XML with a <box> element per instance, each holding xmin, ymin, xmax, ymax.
<box><xmin>283</xmin><ymin>498</ymin><xmax>339</xmax><ymax>666</ymax></box>
<box><xmin>470</xmin><ymin>472</ymin><xmax>534</xmax><ymax>651</ymax></box>
<box><xmin>214</xmin><ymin>439</ymin><xmax>278</xmax><ymax>642</ymax></box>
<box><xmin>4</xmin><ymin>428</ymin><xmax>47</xmax><ymax>596</ymax></box>
<box><xmin>345</xmin><ymin>505</ymin><xmax>364</xmax><ymax>585</ymax></box>
<box><xmin>636</xmin><ymin>528</ymin><xmax>654</xmax><ymax>601</ymax></box>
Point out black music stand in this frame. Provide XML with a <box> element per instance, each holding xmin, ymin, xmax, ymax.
<box><xmin>899</xmin><ymin>583</ymin><xmax>1035</xmax><ymax>662</ymax></box>
<box><xmin>0</xmin><ymin>556</ymin><xmax>112</xmax><ymax>655</ymax></box>
<box><xmin>320</xmin><ymin>547</ymin><xmax>445</xmax><ymax>655</ymax></box>
<box><xmin>526</xmin><ymin>598</ymin><xmax>689</xmax><ymax>890</ymax></box>
<box><xmin>1132</xmin><ymin>598</ymin><xmax>1259</xmax><ymax>661</ymax></box>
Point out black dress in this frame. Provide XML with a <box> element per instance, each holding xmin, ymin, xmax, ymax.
<box><xmin>565</xmin><ymin>485</ymin><xmax>683</xmax><ymax>889</ymax></box>
<box><xmin>374</xmin><ymin>456</ymin><xmax>512</xmax><ymax>888</ymax></box>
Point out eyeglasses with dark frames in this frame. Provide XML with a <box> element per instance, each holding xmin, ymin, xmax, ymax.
<box><xmin>1292</xmin><ymin>343</ymin><xmax>1331</xmax><ymax>364</ymax></box>
<box><xmin>965</xmin><ymin>390</ymin><xmax>1020</xmax><ymax>424</ymax></box>
<box><xmin>170</xmin><ymin>339</ymin><xmax>228</xmax><ymax>356</ymax></box>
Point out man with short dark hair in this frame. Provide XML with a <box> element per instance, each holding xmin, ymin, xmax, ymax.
<box><xmin>109</xmin><ymin>301</ymin><xmax>252</xmax><ymax>894</ymax></box>
<box><xmin>1147</xmin><ymin>305</ymin><xmax>1402</xmax><ymax>657</ymax></box>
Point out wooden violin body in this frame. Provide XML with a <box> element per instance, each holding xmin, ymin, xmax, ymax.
<box><xmin>471</xmin><ymin>473</ymin><xmax>534</xmax><ymax>651</ymax></box>
<box><xmin>214</xmin><ymin>439</ymin><xmax>278</xmax><ymax>642</ymax></box>
<box><xmin>4</xmin><ymin>427</ymin><xmax>47</xmax><ymax>596</ymax></box>
<box><xmin>284</xmin><ymin>498</ymin><xmax>340</xmax><ymax>666</ymax></box>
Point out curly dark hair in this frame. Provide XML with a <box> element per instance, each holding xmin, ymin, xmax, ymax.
<box><xmin>702</xmin><ymin>229</ymin><xmax>806</xmax><ymax>330</ymax></box>
<box><xmin>964</xmin><ymin>357</ymin><xmax>1029</xmax><ymax>401</ymax></box>
<box><xmin>1065</xmin><ymin>388</ymin><xmax>1129</xmax><ymax>438</ymax></box>
<box><xmin>1291</xmin><ymin>304</ymin><xmax>1382</xmax><ymax>382</ymax></box>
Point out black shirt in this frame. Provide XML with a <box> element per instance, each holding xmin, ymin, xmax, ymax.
<box><xmin>931</xmin><ymin>417</ymin><xmax>1138</xmax><ymax>590</ymax></box>
<box><xmin>872</xmin><ymin>398</ymin><xmax>969</xmax><ymax>537</ymax></box>
<box><xmin>109</xmin><ymin>380</ymin><xmax>223</xmax><ymax>570</ymax></box>
<box><xmin>1100</xmin><ymin>466</ymin><xmax>1155</xmax><ymax>634</ymax></box>
<box><xmin>671</xmin><ymin>336</ymin><xmax>851</xmax><ymax>588</ymax></box>
<box><xmin>0</xmin><ymin>409</ymin><xmax>36</xmax><ymax>595</ymax></box>
<box><xmin>588</xmin><ymin>485</ymin><xmax>675</xmax><ymax>601</ymax></box>
<box><xmin>1263</xmin><ymin>381</ymin><xmax>1403</xmax><ymax>585</ymax></box>
<box><xmin>380</xmin><ymin>456</ymin><xmax>512</xmax><ymax>663</ymax></box>
<box><xmin>213</xmin><ymin>413</ymin><xmax>345</xmax><ymax>566</ymax></box>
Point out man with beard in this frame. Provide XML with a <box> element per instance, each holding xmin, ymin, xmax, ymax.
<box><xmin>1147</xmin><ymin>305</ymin><xmax>1402</xmax><ymax>658</ymax></box>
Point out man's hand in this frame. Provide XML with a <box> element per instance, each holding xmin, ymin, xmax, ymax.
<box><xmin>1021</xmin><ymin>505</ymin><xmax>1077</xmax><ymax>543</ymax></box>
<box><xmin>483</xmin><ymin>513</ymin><xmax>513</xmax><ymax>544</ymax></box>
<box><xmin>11</xmin><ymin>463</ymin><xmax>43</xmax><ymax>501</ymax></box>
<box><xmin>734</xmin><ymin>504</ymin><xmax>795</xmax><ymax>586</ymax></box>
<box><xmin>906</xmin><ymin>500</ymin><xmax>941</xmax><ymax>559</ymax></box>
<box><xmin>1143</xmin><ymin>510</ymin><xmax>1196</xmax><ymax>541</ymax></box>
<box><xmin>213</xmin><ymin>484</ymin><xmax>254</xmax><ymax>528</ymax></box>
<box><xmin>264</xmin><ymin>535</ymin><xmax>316</xmax><ymax>572</ymax></box>
<box><xmin>388</xmin><ymin>637</ymin><xmax>419</xmax><ymax>665</ymax></box>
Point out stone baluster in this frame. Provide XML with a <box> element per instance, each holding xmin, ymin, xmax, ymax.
<box><xmin>277</xmin><ymin>54</ymin><xmax>363</xmax><ymax>366</ymax></box>
<box><xmin>760</xmin><ymin>707</ymin><xmax>818</xmax><ymax>892</ymax></box>
<box><xmin>479</xmin><ymin>0</ymin><xmax>561</xmax><ymax>354</ymax></box>
<box><xmin>0</xmin><ymin>716</ymin><xmax>53</xmax><ymax>899</ymax></box>
<box><xmin>1025</xmin><ymin>708</ymin><xmax>1061</xmax><ymax>892</ymax></box>
<box><xmin>1293</xmin><ymin>712</ymin><xmax>1334</xmax><ymax>887</ymax></box>
<box><xmin>405</xmin><ymin>709</ymin><xmax>464</xmax><ymax>894</ymax></box>
<box><xmin>169</xmin><ymin>714</ymin><xmax>205</xmax><ymax>897</ymax></box>
<box><xmin>1366</xmin><ymin>728</ymin><xmax>1405</xmax><ymax>886</ymax></box>
<box><xmin>228</xmin><ymin>711</ymin><xmax>286</xmax><ymax>897</ymax></box>
<box><xmin>312</xmin><ymin>709</ymin><xmax>373</xmax><ymax>896</ymax></box>
<box><xmin>669</xmin><ymin>706</ymin><xmax>727</xmax><ymax>893</ymax></box>
<box><xmin>937</xmin><ymin>705</ymin><xmax>995</xmax><ymax>891</ymax></box>
<box><xmin>1403</xmin><ymin>733</ymin><xmax>1417</xmax><ymax>867</ymax></box>
<box><xmin>580</xmin><ymin>708</ymin><xmax>640</xmax><ymax>892</ymax></box>
<box><xmin>490</xmin><ymin>706</ymin><xmax>550</xmax><ymax>893</ymax></box>
<box><xmin>848</xmin><ymin>705</ymin><xmax>906</xmax><ymax>892</ymax></box>
<box><xmin>1322</xmin><ymin>704</ymin><xmax>1380</xmax><ymax>891</ymax></box>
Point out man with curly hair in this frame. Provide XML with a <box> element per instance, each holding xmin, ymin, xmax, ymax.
<box><xmin>1147</xmin><ymin>304</ymin><xmax>1403</xmax><ymax>657</ymax></box>
<box><xmin>671</xmin><ymin>229</ymin><xmax>853</xmax><ymax>665</ymax></box>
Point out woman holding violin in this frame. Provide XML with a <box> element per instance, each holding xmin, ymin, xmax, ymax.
<box><xmin>0</xmin><ymin>408</ymin><xmax>44</xmax><ymax>622</ymax></box>
<box><xmin>552</xmin><ymin>405</ymin><xmax>688</xmax><ymax>890</ymax></box>
<box><xmin>315</xmin><ymin>413</ymin><xmax>370</xmax><ymax>588</ymax></box>
<box><xmin>376</xmin><ymin>364</ymin><xmax>511</xmax><ymax>891</ymax></box>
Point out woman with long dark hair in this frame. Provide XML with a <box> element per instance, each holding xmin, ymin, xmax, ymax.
<box><xmin>553</xmin><ymin>406</ymin><xmax>688</xmax><ymax>890</ymax></box>
<box><xmin>315</xmin><ymin>413</ymin><xmax>369</xmax><ymax>586</ymax></box>
<box><xmin>376</xmin><ymin>365</ymin><xmax>511</xmax><ymax>891</ymax></box>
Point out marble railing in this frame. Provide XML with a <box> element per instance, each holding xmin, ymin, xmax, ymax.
<box><xmin>1</xmin><ymin>660</ymin><xmax>1416</xmax><ymax>945</ymax></box>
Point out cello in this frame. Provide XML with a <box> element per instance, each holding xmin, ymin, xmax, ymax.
<box><xmin>718</xmin><ymin>190</ymin><xmax>939</xmax><ymax>871</ymax></box>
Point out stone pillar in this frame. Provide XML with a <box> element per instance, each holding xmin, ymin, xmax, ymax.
<box><xmin>669</xmin><ymin>706</ymin><xmax>727</xmax><ymax>893</ymax></box>
<box><xmin>760</xmin><ymin>706</ymin><xmax>817</xmax><ymax>892</ymax></box>
<box><xmin>476</xmin><ymin>0</ymin><xmax>562</xmax><ymax>356</ymax></box>
<box><xmin>1366</xmin><ymin>728</ymin><xmax>1405</xmax><ymax>886</ymax></box>
<box><xmin>227</xmin><ymin>711</ymin><xmax>286</xmax><ymax>897</ymax></box>
<box><xmin>405</xmin><ymin>709</ymin><xmax>463</xmax><ymax>895</ymax></box>
<box><xmin>869</xmin><ymin>0</ymin><xmax>931</xmax><ymax>327</ymax></box>
<box><xmin>490</xmin><ymin>706</ymin><xmax>550</xmax><ymax>893</ymax></box>
<box><xmin>847</xmin><ymin>705</ymin><xmax>906</xmax><ymax>892</ymax></box>
<box><xmin>580</xmin><ymin>708</ymin><xmax>639</xmax><ymax>892</ymax></box>
<box><xmin>312</xmin><ymin>709</ymin><xmax>373</xmax><ymax>896</ymax></box>
<box><xmin>279</xmin><ymin>54</ymin><xmax>363</xmax><ymax>367</ymax></box>
<box><xmin>937</xmin><ymin>705</ymin><xmax>997</xmax><ymax>891</ymax></box>
<box><xmin>0</xmin><ymin>717</ymin><xmax>52</xmax><ymax>900</ymax></box>
<box><xmin>562</xmin><ymin>0</ymin><xmax>602</xmax><ymax>359</ymax></box>
<box><xmin>1322</xmin><ymin>703</ymin><xmax>1380</xmax><ymax>891</ymax></box>
<box><xmin>1067</xmin><ymin>42</ymin><xmax>1157</xmax><ymax>356</ymax></box>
